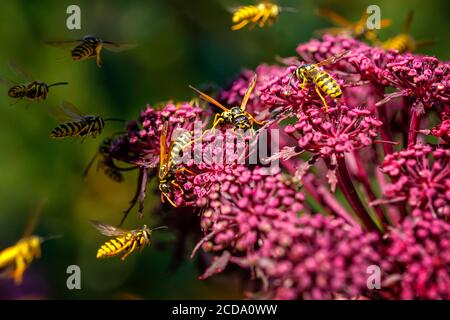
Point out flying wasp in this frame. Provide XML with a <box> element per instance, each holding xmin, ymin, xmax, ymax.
<box><xmin>288</xmin><ymin>50</ymin><xmax>351</xmax><ymax>112</ymax></box>
<box><xmin>190</xmin><ymin>74</ymin><xmax>264</xmax><ymax>135</ymax></box>
<box><xmin>49</xmin><ymin>101</ymin><xmax>123</xmax><ymax>140</ymax></box>
<box><xmin>46</xmin><ymin>35</ymin><xmax>135</xmax><ymax>67</ymax></box>
<box><xmin>84</xmin><ymin>136</ymin><xmax>137</xmax><ymax>182</ymax></box>
<box><xmin>230</xmin><ymin>1</ymin><xmax>295</xmax><ymax>31</ymax></box>
<box><xmin>0</xmin><ymin>200</ymin><xmax>58</xmax><ymax>285</ymax></box>
<box><xmin>315</xmin><ymin>8</ymin><xmax>391</xmax><ymax>42</ymax></box>
<box><xmin>91</xmin><ymin>220</ymin><xmax>167</xmax><ymax>261</ymax></box>
<box><xmin>379</xmin><ymin>11</ymin><xmax>435</xmax><ymax>53</ymax></box>
<box><xmin>0</xmin><ymin>61</ymin><xmax>68</xmax><ymax>106</ymax></box>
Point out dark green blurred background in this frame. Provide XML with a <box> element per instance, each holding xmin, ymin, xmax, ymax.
<box><xmin>0</xmin><ymin>0</ymin><xmax>448</xmax><ymax>299</ymax></box>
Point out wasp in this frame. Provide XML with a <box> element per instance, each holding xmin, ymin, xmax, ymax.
<box><xmin>190</xmin><ymin>74</ymin><xmax>264</xmax><ymax>135</ymax></box>
<box><xmin>288</xmin><ymin>50</ymin><xmax>351</xmax><ymax>112</ymax></box>
<box><xmin>46</xmin><ymin>35</ymin><xmax>135</xmax><ymax>67</ymax></box>
<box><xmin>379</xmin><ymin>11</ymin><xmax>435</xmax><ymax>53</ymax></box>
<box><xmin>84</xmin><ymin>136</ymin><xmax>136</xmax><ymax>182</ymax></box>
<box><xmin>158</xmin><ymin>122</ymin><xmax>195</xmax><ymax>207</ymax></box>
<box><xmin>316</xmin><ymin>8</ymin><xmax>391</xmax><ymax>42</ymax></box>
<box><xmin>91</xmin><ymin>220</ymin><xmax>167</xmax><ymax>261</ymax></box>
<box><xmin>119</xmin><ymin>123</ymin><xmax>195</xmax><ymax>226</ymax></box>
<box><xmin>0</xmin><ymin>61</ymin><xmax>68</xmax><ymax>105</ymax></box>
<box><xmin>49</xmin><ymin>101</ymin><xmax>123</xmax><ymax>140</ymax></box>
<box><xmin>0</xmin><ymin>200</ymin><xmax>57</xmax><ymax>285</ymax></box>
<box><xmin>231</xmin><ymin>1</ymin><xmax>295</xmax><ymax>31</ymax></box>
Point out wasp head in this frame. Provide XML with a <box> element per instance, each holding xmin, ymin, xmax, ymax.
<box><xmin>82</xmin><ymin>35</ymin><xmax>100</xmax><ymax>43</ymax></box>
<box><xmin>296</xmin><ymin>64</ymin><xmax>318</xmax><ymax>80</ymax></box>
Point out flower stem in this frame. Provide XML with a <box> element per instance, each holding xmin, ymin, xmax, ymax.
<box><xmin>407</xmin><ymin>109</ymin><xmax>421</xmax><ymax>148</ymax></box>
<box><xmin>336</xmin><ymin>157</ymin><xmax>379</xmax><ymax>231</ymax></box>
<box><xmin>373</xmin><ymin>86</ymin><xmax>393</xmax><ymax>155</ymax></box>
<box><xmin>352</xmin><ymin>151</ymin><xmax>387</xmax><ymax>225</ymax></box>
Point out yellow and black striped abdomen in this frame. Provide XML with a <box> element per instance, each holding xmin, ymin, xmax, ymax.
<box><xmin>96</xmin><ymin>236</ymin><xmax>130</xmax><ymax>258</ymax></box>
<box><xmin>232</xmin><ymin>6</ymin><xmax>261</xmax><ymax>23</ymax></box>
<box><xmin>71</xmin><ymin>41</ymin><xmax>98</xmax><ymax>61</ymax></box>
<box><xmin>382</xmin><ymin>34</ymin><xmax>414</xmax><ymax>53</ymax></box>
<box><xmin>314</xmin><ymin>72</ymin><xmax>342</xmax><ymax>98</ymax></box>
<box><xmin>170</xmin><ymin>131</ymin><xmax>193</xmax><ymax>164</ymax></box>
<box><xmin>8</xmin><ymin>85</ymin><xmax>27</xmax><ymax>98</ymax></box>
<box><xmin>50</xmin><ymin>117</ymin><xmax>104</xmax><ymax>139</ymax></box>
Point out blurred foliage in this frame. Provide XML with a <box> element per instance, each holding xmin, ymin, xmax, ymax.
<box><xmin>0</xmin><ymin>0</ymin><xmax>448</xmax><ymax>299</ymax></box>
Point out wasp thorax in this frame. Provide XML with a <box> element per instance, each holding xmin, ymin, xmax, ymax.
<box><xmin>159</xmin><ymin>182</ymin><xmax>171</xmax><ymax>193</ymax></box>
<box><xmin>230</xmin><ymin>106</ymin><xmax>242</xmax><ymax>115</ymax></box>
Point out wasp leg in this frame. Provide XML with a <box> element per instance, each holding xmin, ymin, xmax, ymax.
<box><xmin>95</xmin><ymin>45</ymin><xmax>103</xmax><ymax>68</ymax></box>
<box><xmin>247</xmin><ymin>113</ymin><xmax>266</xmax><ymax>126</ymax></box>
<box><xmin>175</xmin><ymin>167</ymin><xmax>194</xmax><ymax>175</ymax></box>
<box><xmin>211</xmin><ymin>113</ymin><xmax>223</xmax><ymax>135</ymax></box>
<box><xmin>120</xmin><ymin>240</ymin><xmax>137</xmax><ymax>261</ymax></box>
<box><xmin>251</xmin><ymin>10</ymin><xmax>265</xmax><ymax>24</ymax></box>
<box><xmin>232</xmin><ymin>20</ymin><xmax>250</xmax><ymax>31</ymax></box>
<box><xmin>77</xmin><ymin>125</ymin><xmax>91</xmax><ymax>138</ymax></box>
<box><xmin>299</xmin><ymin>71</ymin><xmax>307</xmax><ymax>90</ymax></box>
<box><xmin>182</xmin><ymin>129</ymin><xmax>208</xmax><ymax>151</ymax></box>
<box><xmin>10</xmin><ymin>98</ymin><xmax>23</xmax><ymax>106</ymax></box>
<box><xmin>314</xmin><ymin>85</ymin><xmax>329</xmax><ymax>112</ymax></box>
<box><xmin>163</xmin><ymin>193</ymin><xmax>178</xmax><ymax>207</ymax></box>
<box><xmin>170</xmin><ymin>180</ymin><xmax>183</xmax><ymax>195</ymax></box>
<box><xmin>13</xmin><ymin>256</ymin><xmax>26</xmax><ymax>285</ymax></box>
<box><xmin>259</xmin><ymin>9</ymin><xmax>272</xmax><ymax>27</ymax></box>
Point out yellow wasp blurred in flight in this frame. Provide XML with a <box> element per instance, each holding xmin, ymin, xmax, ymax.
<box><xmin>0</xmin><ymin>200</ymin><xmax>58</xmax><ymax>285</ymax></box>
<box><xmin>46</xmin><ymin>35</ymin><xmax>136</xmax><ymax>67</ymax></box>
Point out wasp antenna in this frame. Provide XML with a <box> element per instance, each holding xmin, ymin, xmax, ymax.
<box><xmin>280</xmin><ymin>7</ymin><xmax>297</xmax><ymax>13</ymax></box>
<box><xmin>41</xmin><ymin>235</ymin><xmax>63</xmax><ymax>242</ymax></box>
<box><xmin>104</xmin><ymin>118</ymin><xmax>125</xmax><ymax>123</ymax></box>
<box><xmin>47</xmin><ymin>82</ymin><xmax>69</xmax><ymax>88</ymax></box>
<box><xmin>151</xmin><ymin>226</ymin><xmax>169</xmax><ymax>232</ymax></box>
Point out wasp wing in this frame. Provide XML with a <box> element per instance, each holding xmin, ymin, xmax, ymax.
<box><xmin>159</xmin><ymin>122</ymin><xmax>170</xmax><ymax>179</ymax></box>
<box><xmin>403</xmin><ymin>10</ymin><xmax>414</xmax><ymax>33</ymax></box>
<box><xmin>102</xmin><ymin>41</ymin><xmax>137</xmax><ymax>52</ymax></box>
<box><xmin>315</xmin><ymin>49</ymin><xmax>351</xmax><ymax>67</ymax></box>
<box><xmin>0</xmin><ymin>75</ymin><xmax>17</xmax><ymax>87</ymax></box>
<box><xmin>90</xmin><ymin>220</ymin><xmax>128</xmax><ymax>237</ymax></box>
<box><xmin>22</xmin><ymin>199</ymin><xmax>47</xmax><ymax>238</ymax></box>
<box><xmin>315</xmin><ymin>8</ymin><xmax>353</xmax><ymax>27</ymax></box>
<box><xmin>49</xmin><ymin>101</ymin><xmax>86</xmax><ymax>123</ymax></box>
<box><xmin>189</xmin><ymin>85</ymin><xmax>229</xmax><ymax>112</ymax></box>
<box><xmin>240</xmin><ymin>74</ymin><xmax>257</xmax><ymax>111</ymax></box>
<box><xmin>45</xmin><ymin>39</ymin><xmax>83</xmax><ymax>47</ymax></box>
<box><xmin>8</xmin><ymin>60</ymin><xmax>34</xmax><ymax>82</ymax></box>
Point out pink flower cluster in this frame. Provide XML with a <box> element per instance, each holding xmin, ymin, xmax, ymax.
<box><xmin>384</xmin><ymin>217</ymin><xmax>450</xmax><ymax>299</ymax></box>
<box><xmin>106</xmin><ymin>33</ymin><xmax>450</xmax><ymax>300</ymax></box>
<box><xmin>256</xmin><ymin>214</ymin><xmax>383</xmax><ymax>300</ymax></box>
<box><xmin>380</xmin><ymin>144</ymin><xmax>450</xmax><ymax>219</ymax></box>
